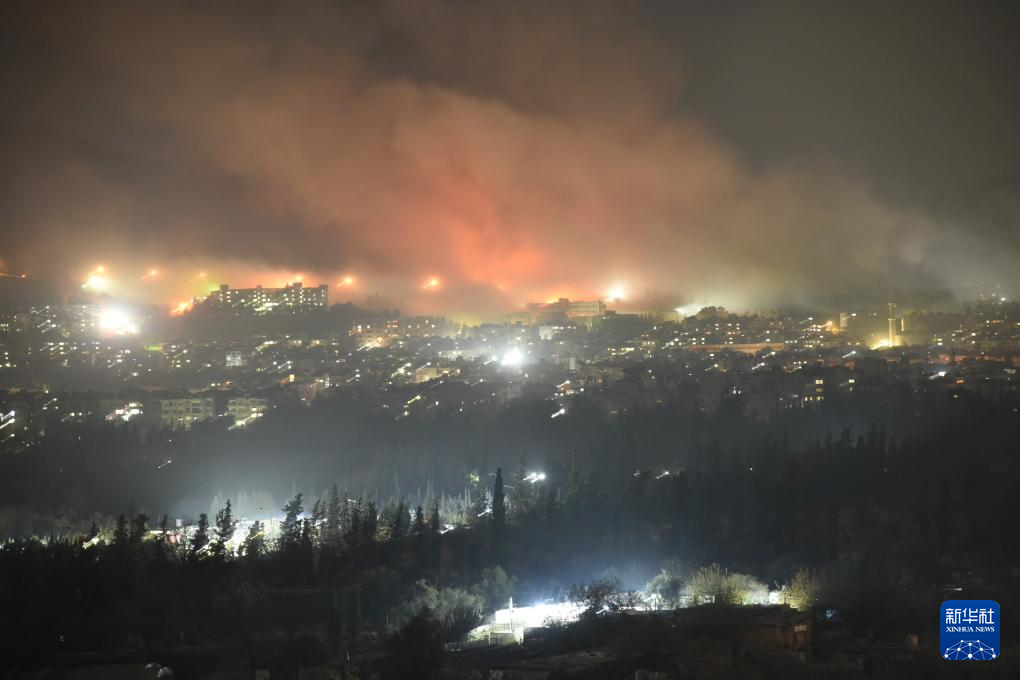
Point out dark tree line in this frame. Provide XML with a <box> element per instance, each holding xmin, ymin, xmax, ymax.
<box><xmin>2</xmin><ymin>380</ymin><xmax>1020</xmax><ymax>670</ymax></box>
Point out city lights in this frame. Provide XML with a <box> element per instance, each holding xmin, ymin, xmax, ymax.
<box><xmin>1</xmin><ymin>2</ymin><xmax>1017</xmax><ymax>674</ymax></box>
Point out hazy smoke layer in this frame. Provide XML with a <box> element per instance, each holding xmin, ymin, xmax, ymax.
<box><xmin>0</xmin><ymin>0</ymin><xmax>1016</xmax><ymax>314</ymax></box>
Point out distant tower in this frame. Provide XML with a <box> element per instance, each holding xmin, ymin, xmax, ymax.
<box><xmin>887</xmin><ymin>301</ymin><xmax>897</xmax><ymax>347</ymax></box>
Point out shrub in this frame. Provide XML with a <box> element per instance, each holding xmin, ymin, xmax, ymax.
<box><xmin>685</xmin><ymin>564</ymin><xmax>766</xmax><ymax>605</ymax></box>
<box><xmin>381</xmin><ymin>609</ymin><xmax>445</xmax><ymax>680</ymax></box>
<box><xmin>390</xmin><ymin>581</ymin><xmax>484</xmax><ymax>641</ymax></box>
<box><xmin>645</xmin><ymin>559</ymin><xmax>694</xmax><ymax>608</ymax></box>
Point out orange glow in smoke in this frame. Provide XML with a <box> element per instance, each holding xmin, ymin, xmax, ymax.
<box><xmin>82</xmin><ymin>265</ymin><xmax>109</xmax><ymax>292</ymax></box>
<box><xmin>170</xmin><ymin>300</ymin><xmax>192</xmax><ymax>316</ymax></box>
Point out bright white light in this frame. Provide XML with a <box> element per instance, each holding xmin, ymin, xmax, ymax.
<box><xmin>524</xmin><ymin>471</ymin><xmax>546</xmax><ymax>483</ymax></box>
<box><xmin>492</xmin><ymin>601</ymin><xmax>584</xmax><ymax>629</ymax></box>
<box><xmin>100</xmin><ymin>307</ymin><xmax>140</xmax><ymax>336</ymax></box>
<box><xmin>82</xmin><ymin>274</ymin><xmax>108</xmax><ymax>291</ymax></box>
<box><xmin>607</xmin><ymin>285</ymin><xmax>625</xmax><ymax>301</ymax></box>
<box><xmin>501</xmin><ymin>347</ymin><xmax>524</xmax><ymax>367</ymax></box>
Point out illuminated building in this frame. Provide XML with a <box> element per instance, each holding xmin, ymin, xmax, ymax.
<box><xmin>200</xmin><ymin>282</ymin><xmax>329</xmax><ymax>315</ymax></box>
<box><xmin>226</xmin><ymin>396</ymin><xmax>268</xmax><ymax>426</ymax></box>
<box><xmin>106</xmin><ymin>402</ymin><xmax>143</xmax><ymax>422</ymax></box>
<box><xmin>523</xmin><ymin>298</ymin><xmax>606</xmax><ymax>325</ymax></box>
<box><xmin>160</xmin><ymin>397</ymin><xmax>215</xmax><ymax>429</ymax></box>
<box><xmin>413</xmin><ymin>365</ymin><xmax>459</xmax><ymax>383</ymax></box>
<box><xmin>843</xmin><ymin>312</ymin><xmax>890</xmax><ymax>347</ymax></box>
<box><xmin>67</xmin><ymin>304</ymin><xmax>101</xmax><ymax>337</ymax></box>
<box><xmin>538</xmin><ymin>325</ymin><xmax>563</xmax><ymax>341</ymax></box>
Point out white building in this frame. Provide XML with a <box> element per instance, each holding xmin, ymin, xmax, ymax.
<box><xmin>160</xmin><ymin>398</ymin><xmax>215</xmax><ymax>429</ymax></box>
<box><xmin>227</xmin><ymin>396</ymin><xmax>269</xmax><ymax>427</ymax></box>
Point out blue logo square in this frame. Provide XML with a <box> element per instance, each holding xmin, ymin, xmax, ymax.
<box><xmin>941</xmin><ymin>600</ymin><xmax>999</xmax><ymax>660</ymax></box>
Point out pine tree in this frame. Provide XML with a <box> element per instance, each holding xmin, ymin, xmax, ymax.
<box><xmin>129</xmin><ymin>513</ymin><xmax>148</xmax><ymax>545</ymax></box>
<box><xmin>413</xmin><ymin>505</ymin><xmax>428</xmax><ymax>570</ymax></box>
<box><xmin>389</xmin><ymin>499</ymin><xmax>408</xmax><ymax>544</ymax></box>
<box><xmin>310</xmin><ymin>498</ymin><xmax>325</xmax><ymax>545</ymax></box>
<box><xmin>429</xmin><ymin>498</ymin><xmax>442</xmax><ymax>573</ymax></box>
<box><xmin>130</xmin><ymin>516</ymin><xmax>149</xmax><ymax>594</ymax></box>
<box><xmin>242</xmin><ymin>520</ymin><xmax>265</xmax><ymax>559</ymax></box>
<box><xmin>281</xmin><ymin>493</ymin><xmax>304</xmax><ymax>550</ymax></box>
<box><xmin>363</xmin><ymin>499</ymin><xmax>378</xmax><ymax>543</ymax></box>
<box><xmin>345</xmin><ymin>498</ymin><xmax>362</xmax><ymax>549</ymax></box>
<box><xmin>491</xmin><ymin>468</ymin><xmax>506</xmax><ymax>552</ymax></box>
<box><xmin>412</xmin><ymin>505</ymin><xmax>427</xmax><ymax>536</ymax></box>
<box><xmin>300</xmin><ymin>518</ymin><xmax>315</xmax><ymax>581</ymax></box>
<box><xmin>212</xmin><ymin>499</ymin><xmax>237</xmax><ymax>560</ymax></box>
<box><xmin>191</xmin><ymin>513</ymin><xmax>210</xmax><ymax>556</ymax></box>
<box><xmin>430</xmin><ymin>499</ymin><xmax>441</xmax><ymax>535</ymax></box>
<box><xmin>154</xmin><ymin>514</ymin><xmax>169</xmax><ymax>564</ymax></box>
<box><xmin>325</xmin><ymin>484</ymin><xmax>342</xmax><ymax>547</ymax></box>
<box><xmin>112</xmin><ymin>513</ymin><xmax>129</xmax><ymax>550</ymax></box>
<box><xmin>511</xmin><ymin>455</ymin><xmax>531</xmax><ymax>517</ymax></box>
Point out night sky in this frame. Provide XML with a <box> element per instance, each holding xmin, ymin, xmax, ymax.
<box><xmin>1</xmin><ymin>0</ymin><xmax>1018</xmax><ymax>316</ymax></box>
